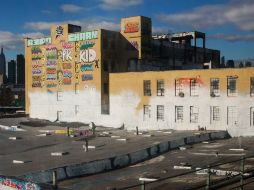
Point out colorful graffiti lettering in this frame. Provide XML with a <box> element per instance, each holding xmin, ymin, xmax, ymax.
<box><xmin>32</xmin><ymin>76</ymin><xmax>41</xmax><ymax>81</ymax></box>
<box><xmin>47</xmin><ymin>82</ymin><xmax>57</xmax><ymax>88</ymax></box>
<box><xmin>46</xmin><ymin>68</ymin><xmax>57</xmax><ymax>75</ymax></box>
<box><xmin>80</xmin><ymin>42</ymin><xmax>95</xmax><ymax>50</ymax></box>
<box><xmin>32</xmin><ymin>69</ymin><xmax>42</xmax><ymax>75</ymax></box>
<box><xmin>130</xmin><ymin>41</ymin><xmax>139</xmax><ymax>49</ymax></box>
<box><xmin>46</xmin><ymin>60</ymin><xmax>57</xmax><ymax>67</ymax></box>
<box><xmin>75</xmin><ymin>63</ymin><xmax>80</xmax><ymax>73</ymax></box>
<box><xmin>68</xmin><ymin>30</ymin><xmax>98</xmax><ymax>42</ymax></box>
<box><xmin>31</xmin><ymin>47</ymin><xmax>42</xmax><ymax>54</ymax></box>
<box><xmin>176</xmin><ymin>76</ymin><xmax>203</xmax><ymax>85</ymax></box>
<box><xmin>32</xmin><ymin>82</ymin><xmax>42</xmax><ymax>88</ymax></box>
<box><xmin>32</xmin><ymin>55</ymin><xmax>43</xmax><ymax>60</ymax></box>
<box><xmin>82</xmin><ymin>74</ymin><xmax>93</xmax><ymax>81</ymax></box>
<box><xmin>63</xmin><ymin>78</ymin><xmax>71</xmax><ymax>85</ymax></box>
<box><xmin>79</xmin><ymin>49</ymin><xmax>96</xmax><ymax>63</ymax></box>
<box><xmin>27</xmin><ymin>37</ymin><xmax>51</xmax><ymax>46</ymax></box>
<box><xmin>124</xmin><ymin>22</ymin><xmax>139</xmax><ymax>33</ymax></box>
<box><xmin>46</xmin><ymin>74</ymin><xmax>57</xmax><ymax>80</ymax></box>
<box><xmin>0</xmin><ymin>176</ymin><xmax>41</xmax><ymax>190</ymax></box>
<box><xmin>46</xmin><ymin>45</ymin><xmax>57</xmax><ymax>51</ymax></box>
<box><xmin>56</xmin><ymin>25</ymin><xmax>64</xmax><ymax>39</ymax></box>
<box><xmin>32</xmin><ymin>64</ymin><xmax>42</xmax><ymax>69</ymax></box>
<box><xmin>62</xmin><ymin>42</ymin><xmax>73</xmax><ymax>49</ymax></box>
<box><xmin>63</xmin><ymin>62</ymin><xmax>72</xmax><ymax>69</ymax></box>
<box><xmin>81</xmin><ymin>64</ymin><xmax>93</xmax><ymax>71</ymax></box>
<box><xmin>63</xmin><ymin>70</ymin><xmax>72</xmax><ymax>78</ymax></box>
<box><xmin>62</xmin><ymin>49</ymin><xmax>72</xmax><ymax>61</ymax></box>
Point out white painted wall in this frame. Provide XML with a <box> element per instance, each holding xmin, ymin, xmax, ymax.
<box><xmin>29</xmin><ymin>85</ymin><xmax>254</xmax><ymax>137</ymax></box>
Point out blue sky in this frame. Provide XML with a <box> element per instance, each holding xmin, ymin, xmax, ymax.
<box><xmin>0</xmin><ymin>0</ymin><xmax>253</xmax><ymax>61</ymax></box>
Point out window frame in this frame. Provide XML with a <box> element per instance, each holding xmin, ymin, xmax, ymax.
<box><xmin>157</xmin><ymin>80</ymin><xmax>165</xmax><ymax>96</ymax></box>
<box><xmin>175</xmin><ymin>106</ymin><xmax>183</xmax><ymax>123</ymax></box>
<box><xmin>227</xmin><ymin>76</ymin><xmax>238</xmax><ymax>97</ymax></box>
<box><xmin>210</xmin><ymin>78</ymin><xmax>220</xmax><ymax>97</ymax></box>
<box><xmin>157</xmin><ymin>105</ymin><xmax>164</xmax><ymax>121</ymax></box>
<box><xmin>144</xmin><ymin>80</ymin><xmax>151</xmax><ymax>96</ymax></box>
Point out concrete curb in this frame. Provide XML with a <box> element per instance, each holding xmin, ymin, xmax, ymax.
<box><xmin>19</xmin><ymin>131</ymin><xmax>230</xmax><ymax>183</ymax></box>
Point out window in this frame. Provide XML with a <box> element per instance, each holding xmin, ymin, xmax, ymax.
<box><xmin>57</xmin><ymin>91</ymin><xmax>63</xmax><ymax>101</ymax></box>
<box><xmin>210</xmin><ymin>78</ymin><xmax>220</xmax><ymax>97</ymax></box>
<box><xmin>175</xmin><ymin>106</ymin><xmax>183</xmax><ymax>123</ymax></box>
<box><xmin>175</xmin><ymin>79</ymin><xmax>184</xmax><ymax>97</ymax></box>
<box><xmin>75</xmin><ymin>83</ymin><xmax>80</xmax><ymax>94</ymax></box>
<box><xmin>227</xmin><ymin>76</ymin><xmax>238</xmax><ymax>96</ymax></box>
<box><xmin>250</xmin><ymin>107</ymin><xmax>254</xmax><ymax>126</ymax></box>
<box><xmin>190</xmin><ymin>106</ymin><xmax>199</xmax><ymax>123</ymax></box>
<box><xmin>210</xmin><ymin>106</ymin><xmax>220</xmax><ymax>123</ymax></box>
<box><xmin>75</xmin><ymin>105</ymin><xmax>79</xmax><ymax>115</ymax></box>
<box><xmin>157</xmin><ymin>80</ymin><xmax>164</xmax><ymax>96</ymax></box>
<box><xmin>104</xmin><ymin>83</ymin><xmax>109</xmax><ymax>94</ymax></box>
<box><xmin>190</xmin><ymin>79</ymin><xmax>199</xmax><ymax>96</ymax></box>
<box><xmin>157</xmin><ymin>105</ymin><xmax>164</xmax><ymax>121</ymax></box>
<box><xmin>251</xmin><ymin>77</ymin><xmax>254</xmax><ymax>97</ymax></box>
<box><xmin>143</xmin><ymin>105</ymin><xmax>151</xmax><ymax>121</ymax></box>
<box><xmin>144</xmin><ymin>80</ymin><xmax>151</xmax><ymax>96</ymax></box>
<box><xmin>227</xmin><ymin>106</ymin><xmax>238</xmax><ymax>126</ymax></box>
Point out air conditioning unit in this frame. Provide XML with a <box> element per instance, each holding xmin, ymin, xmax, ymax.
<box><xmin>179</xmin><ymin>92</ymin><xmax>184</xmax><ymax>97</ymax></box>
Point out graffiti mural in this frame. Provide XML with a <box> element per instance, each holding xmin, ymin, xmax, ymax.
<box><xmin>176</xmin><ymin>76</ymin><xmax>203</xmax><ymax>86</ymax></box>
<box><xmin>81</xmin><ymin>64</ymin><xmax>93</xmax><ymax>71</ymax></box>
<box><xmin>82</xmin><ymin>74</ymin><xmax>93</xmax><ymax>81</ymax></box>
<box><xmin>56</xmin><ymin>25</ymin><xmax>64</xmax><ymax>39</ymax></box>
<box><xmin>124</xmin><ymin>22</ymin><xmax>139</xmax><ymax>33</ymax></box>
<box><xmin>63</xmin><ymin>70</ymin><xmax>72</xmax><ymax>85</ymax></box>
<box><xmin>79</xmin><ymin>49</ymin><xmax>96</xmax><ymax>63</ymax></box>
<box><xmin>45</xmin><ymin>46</ymin><xmax>57</xmax><ymax>59</ymax></box>
<box><xmin>62</xmin><ymin>42</ymin><xmax>73</xmax><ymax>49</ymax></box>
<box><xmin>31</xmin><ymin>60</ymin><xmax>43</xmax><ymax>88</ymax></box>
<box><xmin>0</xmin><ymin>176</ymin><xmax>40</xmax><ymax>190</ymax></box>
<box><xmin>80</xmin><ymin>42</ymin><xmax>95</xmax><ymax>50</ymax></box>
<box><xmin>62</xmin><ymin>62</ymin><xmax>72</xmax><ymax>69</ymax></box>
<box><xmin>31</xmin><ymin>47</ymin><xmax>43</xmax><ymax>60</ymax></box>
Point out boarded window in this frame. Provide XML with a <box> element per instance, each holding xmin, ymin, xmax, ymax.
<box><xmin>227</xmin><ymin>76</ymin><xmax>238</xmax><ymax>96</ymax></box>
<box><xmin>250</xmin><ymin>107</ymin><xmax>254</xmax><ymax>126</ymax></box>
<box><xmin>157</xmin><ymin>80</ymin><xmax>165</xmax><ymax>96</ymax></box>
<box><xmin>190</xmin><ymin>106</ymin><xmax>199</xmax><ymax>123</ymax></box>
<box><xmin>175</xmin><ymin>79</ymin><xmax>184</xmax><ymax>97</ymax></box>
<box><xmin>157</xmin><ymin>105</ymin><xmax>164</xmax><ymax>121</ymax></box>
<box><xmin>227</xmin><ymin>106</ymin><xmax>238</xmax><ymax>126</ymax></box>
<box><xmin>210</xmin><ymin>106</ymin><xmax>220</xmax><ymax>123</ymax></box>
<box><xmin>190</xmin><ymin>79</ymin><xmax>199</xmax><ymax>96</ymax></box>
<box><xmin>57</xmin><ymin>91</ymin><xmax>63</xmax><ymax>101</ymax></box>
<box><xmin>144</xmin><ymin>80</ymin><xmax>151</xmax><ymax>96</ymax></box>
<box><xmin>210</xmin><ymin>78</ymin><xmax>220</xmax><ymax>97</ymax></box>
<box><xmin>250</xmin><ymin>77</ymin><xmax>254</xmax><ymax>97</ymax></box>
<box><xmin>175</xmin><ymin>106</ymin><xmax>183</xmax><ymax>123</ymax></box>
<box><xmin>143</xmin><ymin>105</ymin><xmax>151</xmax><ymax>121</ymax></box>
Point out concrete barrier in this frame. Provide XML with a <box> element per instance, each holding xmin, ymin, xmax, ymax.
<box><xmin>113</xmin><ymin>155</ymin><xmax>130</xmax><ymax>168</ymax></box>
<box><xmin>66</xmin><ymin>159</ymin><xmax>112</xmax><ymax>178</ymax></box>
<box><xmin>21</xmin><ymin>168</ymin><xmax>66</xmax><ymax>183</ymax></box>
<box><xmin>129</xmin><ymin>149</ymin><xmax>149</xmax><ymax>164</ymax></box>
<box><xmin>19</xmin><ymin>131</ymin><xmax>229</xmax><ymax>183</ymax></box>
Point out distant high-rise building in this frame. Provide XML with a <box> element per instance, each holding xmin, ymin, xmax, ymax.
<box><xmin>17</xmin><ymin>54</ymin><xmax>25</xmax><ymax>85</ymax></box>
<box><xmin>8</xmin><ymin>60</ymin><xmax>16</xmax><ymax>84</ymax></box>
<box><xmin>0</xmin><ymin>47</ymin><xmax>7</xmax><ymax>84</ymax></box>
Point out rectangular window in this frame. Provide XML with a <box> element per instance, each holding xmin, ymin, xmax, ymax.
<box><xmin>143</xmin><ymin>105</ymin><xmax>151</xmax><ymax>121</ymax></box>
<box><xmin>227</xmin><ymin>76</ymin><xmax>238</xmax><ymax>96</ymax></box>
<box><xmin>227</xmin><ymin>106</ymin><xmax>238</xmax><ymax>126</ymax></box>
<box><xmin>175</xmin><ymin>79</ymin><xmax>184</xmax><ymax>97</ymax></box>
<box><xmin>157</xmin><ymin>80</ymin><xmax>165</xmax><ymax>96</ymax></box>
<box><xmin>104</xmin><ymin>83</ymin><xmax>109</xmax><ymax>94</ymax></box>
<box><xmin>175</xmin><ymin>106</ymin><xmax>183</xmax><ymax>123</ymax></box>
<box><xmin>157</xmin><ymin>105</ymin><xmax>164</xmax><ymax>121</ymax></box>
<box><xmin>75</xmin><ymin>83</ymin><xmax>80</xmax><ymax>94</ymax></box>
<box><xmin>144</xmin><ymin>80</ymin><xmax>151</xmax><ymax>96</ymax></box>
<box><xmin>250</xmin><ymin>77</ymin><xmax>254</xmax><ymax>97</ymax></box>
<box><xmin>57</xmin><ymin>91</ymin><xmax>63</xmax><ymax>101</ymax></box>
<box><xmin>210</xmin><ymin>78</ymin><xmax>220</xmax><ymax>97</ymax></box>
<box><xmin>190</xmin><ymin>106</ymin><xmax>199</xmax><ymax>123</ymax></box>
<box><xmin>251</xmin><ymin>107</ymin><xmax>254</xmax><ymax>126</ymax></box>
<box><xmin>75</xmin><ymin>105</ymin><xmax>79</xmax><ymax>115</ymax></box>
<box><xmin>210</xmin><ymin>106</ymin><xmax>220</xmax><ymax>123</ymax></box>
<box><xmin>190</xmin><ymin>79</ymin><xmax>199</xmax><ymax>96</ymax></box>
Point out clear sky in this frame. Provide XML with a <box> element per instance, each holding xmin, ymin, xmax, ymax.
<box><xmin>0</xmin><ymin>0</ymin><xmax>253</xmax><ymax>61</ymax></box>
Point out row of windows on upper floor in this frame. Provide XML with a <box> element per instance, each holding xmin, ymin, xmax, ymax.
<box><xmin>143</xmin><ymin>76</ymin><xmax>254</xmax><ymax>97</ymax></box>
<box><xmin>144</xmin><ymin>105</ymin><xmax>254</xmax><ymax>127</ymax></box>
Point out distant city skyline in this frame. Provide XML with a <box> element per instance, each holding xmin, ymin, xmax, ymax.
<box><xmin>0</xmin><ymin>0</ymin><xmax>254</xmax><ymax>61</ymax></box>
